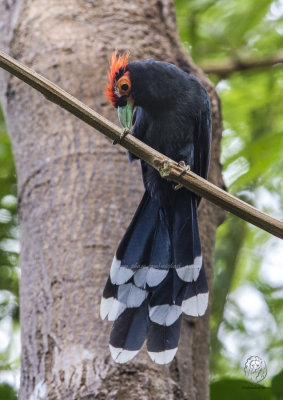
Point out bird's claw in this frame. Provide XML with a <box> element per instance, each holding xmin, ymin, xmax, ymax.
<box><xmin>112</xmin><ymin>128</ymin><xmax>131</xmax><ymax>145</ymax></box>
<box><xmin>173</xmin><ymin>161</ymin><xmax>190</xmax><ymax>191</ymax></box>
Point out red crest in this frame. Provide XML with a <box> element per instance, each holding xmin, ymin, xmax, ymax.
<box><xmin>105</xmin><ymin>50</ymin><xmax>130</xmax><ymax>106</ymax></box>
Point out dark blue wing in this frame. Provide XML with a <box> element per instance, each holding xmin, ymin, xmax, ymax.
<box><xmin>128</xmin><ymin>106</ymin><xmax>148</xmax><ymax>162</ymax></box>
<box><xmin>194</xmin><ymin>88</ymin><xmax>212</xmax><ymax>180</ymax></box>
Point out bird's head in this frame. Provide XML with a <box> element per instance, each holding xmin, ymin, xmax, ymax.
<box><xmin>105</xmin><ymin>50</ymin><xmax>134</xmax><ymax>129</ymax></box>
<box><xmin>105</xmin><ymin>51</ymin><xmax>193</xmax><ymax>126</ymax></box>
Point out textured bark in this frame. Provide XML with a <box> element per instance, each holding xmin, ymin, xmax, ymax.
<box><xmin>0</xmin><ymin>1</ymin><xmax>225</xmax><ymax>399</ymax></box>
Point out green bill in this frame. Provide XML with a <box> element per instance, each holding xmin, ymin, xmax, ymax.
<box><xmin>118</xmin><ymin>102</ymin><xmax>133</xmax><ymax>129</ymax></box>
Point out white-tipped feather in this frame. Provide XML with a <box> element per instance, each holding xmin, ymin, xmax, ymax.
<box><xmin>133</xmin><ymin>267</ymin><xmax>149</xmax><ymax>288</ymax></box>
<box><xmin>147</xmin><ymin>268</ymin><xmax>168</xmax><ymax>287</ymax></box>
<box><xmin>118</xmin><ymin>283</ymin><xmax>148</xmax><ymax>307</ymax></box>
<box><xmin>134</xmin><ymin>267</ymin><xmax>168</xmax><ymax>288</ymax></box>
<box><xmin>100</xmin><ymin>297</ymin><xmax>114</xmax><ymax>320</ymax></box>
<box><xmin>176</xmin><ymin>264</ymin><xmax>195</xmax><ymax>282</ymax></box>
<box><xmin>148</xmin><ymin>348</ymin><xmax>178</xmax><ymax>364</ymax></box>
<box><xmin>149</xmin><ymin>304</ymin><xmax>182</xmax><ymax>326</ymax></box>
<box><xmin>182</xmin><ymin>292</ymin><xmax>209</xmax><ymax>317</ymax></box>
<box><xmin>194</xmin><ymin>256</ymin><xmax>202</xmax><ymax>280</ymax></box>
<box><xmin>109</xmin><ymin>344</ymin><xmax>139</xmax><ymax>363</ymax></box>
<box><xmin>176</xmin><ymin>255</ymin><xmax>202</xmax><ymax>282</ymax></box>
<box><xmin>108</xmin><ymin>299</ymin><xmax>127</xmax><ymax>321</ymax></box>
<box><xmin>110</xmin><ymin>256</ymin><xmax>135</xmax><ymax>285</ymax></box>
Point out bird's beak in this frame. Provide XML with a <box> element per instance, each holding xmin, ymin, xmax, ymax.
<box><xmin>118</xmin><ymin>102</ymin><xmax>133</xmax><ymax>129</ymax></box>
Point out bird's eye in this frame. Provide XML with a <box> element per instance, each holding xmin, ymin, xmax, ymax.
<box><xmin>116</xmin><ymin>73</ymin><xmax>131</xmax><ymax>96</ymax></box>
<box><xmin>121</xmin><ymin>83</ymin><xmax>129</xmax><ymax>91</ymax></box>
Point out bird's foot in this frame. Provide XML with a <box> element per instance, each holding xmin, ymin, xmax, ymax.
<box><xmin>173</xmin><ymin>161</ymin><xmax>190</xmax><ymax>190</ymax></box>
<box><xmin>112</xmin><ymin>128</ymin><xmax>131</xmax><ymax>145</ymax></box>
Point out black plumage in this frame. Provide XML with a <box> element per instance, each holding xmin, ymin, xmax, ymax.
<box><xmin>101</xmin><ymin>57</ymin><xmax>211</xmax><ymax>364</ymax></box>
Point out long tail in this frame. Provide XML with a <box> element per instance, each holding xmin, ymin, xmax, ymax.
<box><xmin>100</xmin><ymin>191</ymin><xmax>208</xmax><ymax>364</ymax></box>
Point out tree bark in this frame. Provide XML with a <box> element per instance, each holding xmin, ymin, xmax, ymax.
<box><xmin>0</xmin><ymin>1</ymin><xmax>224</xmax><ymax>399</ymax></box>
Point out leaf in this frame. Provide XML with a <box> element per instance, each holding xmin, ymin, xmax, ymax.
<box><xmin>0</xmin><ymin>383</ymin><xmax>17</xmax><ymax>400</ymax></box>
<box><xmin>271</xmin><ymin>369</ymin><xmax>283</xmax><ymax>400</ymax></box>
<box><xmin>211</xmin><ymin>379</ymin><xmax>272</xmax><ymax>400</ymax></box>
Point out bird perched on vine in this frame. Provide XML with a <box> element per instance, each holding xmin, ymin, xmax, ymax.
<box><xmin>100</xmin><ymin>51</ymin><xmax>211</xmax><ymax>365</ymax></box>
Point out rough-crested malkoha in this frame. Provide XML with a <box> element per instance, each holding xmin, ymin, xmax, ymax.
<box><xmin>100</xmin><ymin>51</ymin><xmax>212</xmax><ymax>365</ymax></box>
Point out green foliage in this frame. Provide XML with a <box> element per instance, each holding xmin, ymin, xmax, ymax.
<box><xmin>0</xmin><ymin>107</ymin><xmax>19</xmax><ymax>392</ymax></box>
<box><xmin>175</xmin><ymin>0</ymin><xmax>283</xmax><ymax>62</ymax></box>
<box><xmin>271</xmin><ymin>369</ymin><xmax>283</xmax><ymax>399</ymax></box>
<box><xmin>211</xmin><ymin>379</ymin><xmax>272</xmax><ymax>400</ymax></box>
<box><xmin>211</xmin><ymin>369</ymin><xmax>283</xmax><ymax>400</ymax></box>
<box><xmin>175</xmin><ymin>0</ymin><xmax>283</xmax><ymax>383</ymax></box>
<box><xmin>0</xmin><ymin>383</ymin><xmax>17</xmax><ymax>400</ymax></box>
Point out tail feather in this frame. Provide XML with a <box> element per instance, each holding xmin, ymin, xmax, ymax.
<box><xmin>149</xmin><ymin>304</ymin><xmax>182</xmax><ymax>326</ymax></box>
<box><xmin>109</xmin><ymin>299</ymin><xmax>149</xmax><ymax>363</ymax></box>
<box><xmin>101</xmin><ymin>277</ymin><xmax>148</xmax><ymax>321</ymax></box>
<box><xmin>149</xmin><ymin>269</ymin><xmax>184</xmax><ymax>327</ymax></box>
<box><xmin>100</xmin><ymin>191</ymin><xmax>209</xmax><ymax>364</ymax></box>
<box><xmin>182</xmin><ymin>266</ymin><xmax>209</xmax><ymax>317</ymax></box>
<box><xmin>110</xmin><ymin>256</ymin><xmax>135</xmax><ymax>285</ymax></box>
<box><xmin>100</xmin><ymin>277</ymin><xmax>117</xmax><ymax>320</ymax></box>
<box><xmin>133</xmin><ymin>266</ymin><xmax>168</xmax><ymax>288</ymax></box>
<box><xmin>149</xmin><ymin>269</ymin><xmax>184</xmax><ymax>307</ymax></box>
<box><xmin>147</xmin><ymin>317</ymin><xmax>181</xmax><ymax>364</ymax></box>
<box><xmin>116</xmin><ymin>192</ymin><xmax>159</xmax><ymax>267</ymax></box>
<box><xmin>149</xmin><ymin>208</ymin><xmax>171</xmax><ymax>267</ymax></box>
<box><xmin>175</xmin><ymin>256</ymin><xmax>202</xmax><ymax>282</ymax></box>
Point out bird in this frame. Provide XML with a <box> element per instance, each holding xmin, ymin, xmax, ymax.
<box><xmin>100</xmin><ymin>51</ymin><xmax>212</xmax><ymax>365</ymax></box>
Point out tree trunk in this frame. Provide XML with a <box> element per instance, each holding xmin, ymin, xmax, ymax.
<box><xmin>0</xmin><ymin>0</ymin><xmax>224</xmax><ymax>399</ymax></box>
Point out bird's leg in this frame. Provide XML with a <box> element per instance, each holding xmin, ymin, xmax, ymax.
<box><xmin>112</xmin><ymin>128</ymin><xmax>131</xmax><ymax>145</ymax></box>
<box><xmin>173</xmin><ymin>161</ymin><xmax>190</xmax><ymax>190</ymax></box>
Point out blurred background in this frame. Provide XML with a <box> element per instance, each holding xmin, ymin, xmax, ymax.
<box><xmin>0</xmin><ymin>0</ymin><xmax>282</xmax><ymax>398</ymax></box>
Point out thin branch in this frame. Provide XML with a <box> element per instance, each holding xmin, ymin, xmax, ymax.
<box><xmin>0</xmin><ymin>50</ymin><xmax>282</xmax><ymax>239</ymax></box>
<box><xmin>200</xmin><ymin>52</ymin><xmax>283</xmax><ymax>78</ymax></box>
